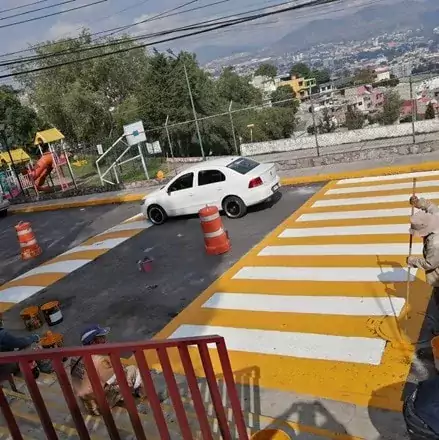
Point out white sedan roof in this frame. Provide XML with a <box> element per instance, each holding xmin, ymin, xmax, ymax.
<box><xmin>183</xmin><ymin>156</ymin><xmax>251</xmax><ymax>172</ymax></box>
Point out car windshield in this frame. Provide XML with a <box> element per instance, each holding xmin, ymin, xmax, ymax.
<box><xmin>226</xmin><ymin>158</ymin><xmax>259</xmax><ymax>175</ymax></box>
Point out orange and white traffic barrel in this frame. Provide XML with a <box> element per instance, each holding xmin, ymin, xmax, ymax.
<box><xmin>199</xmin><ymin>206</ymin><xmax>230</xmax><ymax>255</ymax></box>
<box><xmin>15</xmin><ymin>221</ymin><xmax>42</xmax><ymax>260</ymax></box>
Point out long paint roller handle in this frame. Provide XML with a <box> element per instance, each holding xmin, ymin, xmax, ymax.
<box><xmin>408</xmin><ymin>178</ymin><xmax>417</xmax><ymax>256</ymax></box>
<box><xmin>406</xmin><ymin>178</ymin><xmax>417</xmax><ymax>321</ymax></box>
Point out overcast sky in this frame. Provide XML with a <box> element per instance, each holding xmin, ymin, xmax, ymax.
<box><xmin>0</xmin><ymin>0</ymin><xmax>407</xmax><ymax>61</ymax></box>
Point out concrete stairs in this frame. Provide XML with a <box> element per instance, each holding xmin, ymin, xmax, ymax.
<box><xmin>0</xmin><ymin>371</ymin><xmax>260</xmax><ymax>440</ymax></box>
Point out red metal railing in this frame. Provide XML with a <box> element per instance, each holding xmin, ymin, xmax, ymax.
<box><xmin>0</xmin><ymin>335</ymin><xmax>249</xmax><ymax>440</ymax></box>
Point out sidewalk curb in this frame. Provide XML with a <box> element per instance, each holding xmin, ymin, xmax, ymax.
<box><xmin>9</xmin><ymin>193</ymin><xmax>144</xmax><ymax>214</ymax></box>
<box><xmin>280</xmin><ymin>160</ymin><xmax>439</xmax><ymax>186</ymax></box>
<box><xmin>8</xmin><ymin>160</ymin><xmax>439</xmax><ymax>214</ymax></box>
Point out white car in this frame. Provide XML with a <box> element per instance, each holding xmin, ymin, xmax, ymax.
<box><xmin>142</xmin><ymin>156</ymin><xmax>280</xmax><ymax>225</ymax></box>
<box><xmin>0</xmin><ymin>193</ymin><xmax>9</xmax><ymax>217</ymax></box>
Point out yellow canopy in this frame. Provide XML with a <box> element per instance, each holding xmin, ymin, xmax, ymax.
<box><xmin>0</xmin><ymin>148</ymin><xmax>30</xmax><ymax>164</ymax></box>
<box><xmin>34</xmin><ymin>128</ymin><xmax>64</xmax><ymax>145</ymax></box>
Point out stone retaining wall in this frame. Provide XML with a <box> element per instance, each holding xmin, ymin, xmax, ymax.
<box><xmin>275</xmin><ymin>141</ymin><xmax>436</xmax><ymax>170</ymax></box>
<box><xmin>240</xmin><ymin>119</ymin><xmax>439</xmax><ymax>156</ymax></box>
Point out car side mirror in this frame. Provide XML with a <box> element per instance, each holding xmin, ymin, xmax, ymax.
<box><xmin>167</xmin><ymin>188</ymin><xmax>171</xmax><ymax>195</ymax></box>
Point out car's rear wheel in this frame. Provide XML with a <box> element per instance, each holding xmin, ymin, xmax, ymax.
<box><xmin>223</xmin><ymin>196</ymin><xmax>247</xmax><ymax>219</ymax></box>
<box><xmin>147</xmin><ymin>205</ymin><xmax>167</xmax><ymax>225</ymax></box>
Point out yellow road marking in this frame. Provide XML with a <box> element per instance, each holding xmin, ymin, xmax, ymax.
<box><xmin>44</xmin><ymin>250</ymin><xmax>107</xmax><ymax>264</ymax></box>
<box><xmin>152</xmin><ymin>176</ymin><xmax>433</xmax><ymax>413</ymax></box>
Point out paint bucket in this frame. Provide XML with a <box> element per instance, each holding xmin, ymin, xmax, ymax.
<box><xmin>40</xmin><ymin>331</ymin><xmax>64</xmax><ymax>349</ymax></box>
<box><xmin>40</xmin><ymin>301</ymin><xmax>63</xmax><ymax>326</ymax></box>
<box><xmin>251</xmin><ymin>429</ymin><xmax>291</xmax><ymax>440</ymax></box>
<box><xmin>20</xmin><ymin>306</ymin><xmax>43</xmax><ymax>331</ymax></box>
<box><xmin>431</xmin><ymin>336</ymin><xmax>439</xmax><ymax>371</ymax></box>
<box><xmin>138</xmin><ymin>256</ymin><xmax>153</xmax><ymax>273</ymax></box>
<box><xmin>38</xmin><ymin>331</ymin><xmax>64</xmax><ymax>373</ymax></box>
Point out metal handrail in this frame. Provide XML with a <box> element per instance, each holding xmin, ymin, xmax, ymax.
<box><xmin>0</xmin><ymin>335</ymin><xmax>249</xmax><ymax>440</ymax></box>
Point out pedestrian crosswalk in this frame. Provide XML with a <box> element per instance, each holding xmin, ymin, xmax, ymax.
<box><xmin>154</xmin><ymin>170</ymin><xmax>437</xmax><ymax>412</ymax></box>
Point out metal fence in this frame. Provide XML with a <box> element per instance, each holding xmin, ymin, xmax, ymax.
<box><xmin>136</xmin><ymin>72</ymin><xmax>439</xmax><ymax>160</ymax></box>
<box><xmin>0</xmin><ymin>335</ymin><xmax>248</xmax><ymax>440</ymax></box>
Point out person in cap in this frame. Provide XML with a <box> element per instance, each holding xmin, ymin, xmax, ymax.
<box><xmin>407</xmin><ymin>211</ymin><xmax>439</xmax><ymax>287</ymax></box>
<box><xmin>410</xmin><ymin>195</ymin><xmax>439</xmax><ymax>216</ymax></box>
<box><xmin>70</xmin><ymin>325</ymin><xmax>146</xmax><ymax>415</ymax></box>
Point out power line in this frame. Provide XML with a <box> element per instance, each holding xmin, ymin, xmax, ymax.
<box><xmin>0</xmin><ymin>0</ymin><xmax>280</xmax><ymax>59</ymax></box>
<box><xmin>0</xmin><ymin>0</ymin><xmax>152</xmax><ymax>58</ymax></box>
<box><xmin>0</xmin><ymin>0</ymin><xmax>77</xmax><ymax>22</ymax></box>
<box><xmin>0</xmin><ymin>0</ymin><xmax>342</xmax><ymax>79</ymax></box>
<box><xmin>0</xmin><ymin>0</ymin><xmax>107</xmax><ymax>30</ymax></box>
<box><xmin>0</xmin><ymin>0</ymin><xmax>221</xmax><ymax>58</ymax></box>
<box><xmin>0</xmin><ymin>0</ymin><xmax>51</xmax><ymax>15</ymax></box>
<box><xmin>101</xmin><ymin>0</ymin><xmax>201</xmax><ymax>38</ymax></box>
<box><xmin>0</xmin><ymin>0</ymin><xmax>299</xmax><ymax>67</ymax></box>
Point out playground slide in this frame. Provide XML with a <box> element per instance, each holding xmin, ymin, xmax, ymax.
<box><xmin>31</xmin><ymin>152</ymin><xmax>53</xmax><ymax>190</ymax></box>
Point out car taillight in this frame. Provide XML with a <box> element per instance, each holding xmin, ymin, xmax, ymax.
<box><xmin>248</xmin><ymin>177</ymin><xmax>263</xmax><ymax>188</ymax></box>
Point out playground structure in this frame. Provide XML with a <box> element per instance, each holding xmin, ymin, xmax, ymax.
<box><xmin>0</xmin><ymin>128</ymin><xmax>76</xmax><ymax>199</ymax></box>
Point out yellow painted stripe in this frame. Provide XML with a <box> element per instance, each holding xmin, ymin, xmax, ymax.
<box><xmin>43</xmin><ymin>250</ymin><xmax>107</xmax><ymax>265</ymax></box>
<box><xmin>279</xmin><ymin>160</ymin><xmax>439</xmax><ymax>186</ymax></box>
<box><xmin>174</xmin><ymin>308</ymin><xmax>389</xmax><ymax>338</ymax></box>
<box><xmin>0</xmin><ymin>301</ymin><xmax>15</xmax><ymax>312</ymax></box>
<box><xmin>320</xmin><ymin>185</ymin><xmax>439</xmax><ymax>199</ymax></box>
<box><xmin>213</xmin><ymin>278</ymin><xmax>427</xmax><ymax>298</ymax></box>
<box><xmin>237</xmin><ymin>254</ymin><xmax>410</xmax><ymax>268</ymax></box>
<box><xmin>334</xmin><ymin>173</ymin><xmax>439</xmax><ymax>188</ymax></box>
<box><xmin>300</xmin><ymin>201</ymin><xmax>424</xmax><ymax>214</ymax></box>
<box><xmin>83</xmin><ymin>230</ymin><xmax>140</xmax><ymax>244</ymax></box>
<box><xmin>0</xmin><ymin>273</ymin><xmax>64</xmax><ymax>291</ymax></box>
<box><xmin>269</xmin><ymin>235</ymin><xmax>420</xmax><ymax>245</ymax></box>
<box><xmin>9</xmin><ymin>193</ymin><xmax>144</xmax><ymax>214</ymax></box>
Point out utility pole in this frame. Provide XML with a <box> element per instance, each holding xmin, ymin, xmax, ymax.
<box><xmin>164</xmin><ymin>115</ymin><xmax>175</xmax><ymax>159</ymax></box>
<box><xmin>167</xmin><ymin>49</ymin><xmax>205</xmax><ymax>160</ymax></box>
<box><xmin>229</xmin><ymin>101</ymin><xmax>239</xmax><ymax>154</ymax></box>
<box><xmin>409</xmin><ymin>75</ymin><xmax>416</xmax><ymax>144</ymax></box>
<box><xmin>309</xmin><ymin>89</ymin><xmax>320</xmax><ymax>157</ymax></box>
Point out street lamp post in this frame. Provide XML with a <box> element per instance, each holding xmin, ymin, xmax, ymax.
<box><xmin>247</xmin><ymin>124</ymin><xmax>254</xmax><ymax>143</ymax></box>
<box><xmin>167</xmin><ymin>49</ymin><xmax>205</xmax><ymax>160</ymax></box>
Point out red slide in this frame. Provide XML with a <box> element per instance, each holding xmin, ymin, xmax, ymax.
<box><xmin>31</xmin><ymin>152</ymin><xmax>53</xmax><ymax>190</ymax></box>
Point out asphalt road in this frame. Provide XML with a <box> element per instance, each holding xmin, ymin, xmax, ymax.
<box><xmin>0</xmin><ymin>203</ymin><xmax>140</xmax><ymax>285</ymax></box>
<box><xmin>3</xmin><ymin>184</ymin><xmax>322</xmax><ymax>347</ymax></box>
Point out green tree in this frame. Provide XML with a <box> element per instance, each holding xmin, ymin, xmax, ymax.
<box><xmin>290</xmin><ymin>62</ymin><xmax>311</xmax><ymax>78</ymax></box>
<box><xmin>319</xmin><ymin>108</ymin><xmax>336</xmax><ymax>133</ymax></box>
<box><xmin>270</xmin><ymin>85</ymin><xmax>296</xmax><ymax>107</ymax></box>
<box><xmin>379</xmin><ymin>90</ymin><xmax>403</xmax><ymax>125</ymax></box>
<box><xmin>354</xmin><ymin>68</ymin><xmax>375</xmax><ymax>85</ymax></box>
<box><xmin>0</xmin><ymin>85</ymin><xmax>39</xmax><ymax>147</ymax></box>
<box><xmin>425</xmin><ymin>102</ymin><xmax>436</xmax><ymax>120</ymax></box>
<box><xmin>216</xmin><ymin>67</ymin><xmax>262</xmax><ymax>106</ymax></box>
<box><xmin>17</xmin><ymin>31</ymin><xmax>150</xmax><ymax>147</ymax></box>
<box><xmin>255</xmin><ymin>63</ymin><xmax>277</xmax><ymax>79</ymax></box>
<box><xmin>345</xmin><ymin>105</ymin><xmax>365</xmax><ymax>130</ymax></box>
<box><xmin>311</xmin><ymin>69</ymin><xmax>330</xmax><ymax>85</ymax></box>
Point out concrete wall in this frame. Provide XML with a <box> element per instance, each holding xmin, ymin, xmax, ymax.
<box><xmin>240</xmin><ymin>119</ymin><xmax>439</xmax><ymax>156</ymax></box>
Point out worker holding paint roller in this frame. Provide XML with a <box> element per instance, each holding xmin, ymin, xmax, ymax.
<box><xmin>410</xmin><ymin>195</ymin><xmax>439</xmax><ymax>215</ymax></box>
<box><xmin>407</xmin><ymin>210</ymin><xmax>439</xmax><ymax>287</ymax></box>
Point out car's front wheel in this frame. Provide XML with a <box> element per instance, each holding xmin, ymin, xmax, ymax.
<box><xmin>147</xmin><ymin>204</ymin><xmax>167</xmax><ymax>225</ymax></box>
<box><xmin>223</xmin><ymin>196</ymin><xmax>247</xmax><ymax>219</ymax></box>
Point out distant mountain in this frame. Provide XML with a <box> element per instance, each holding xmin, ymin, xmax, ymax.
<box><xmin>274</xmin><ymin>0</ymin><xmax>439</xmax><ymax>53</ymax></box>
<box><xmin>195</xmin><ymin>44</ymin><xmax>258</xmax><ymax>64</ymax></box>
